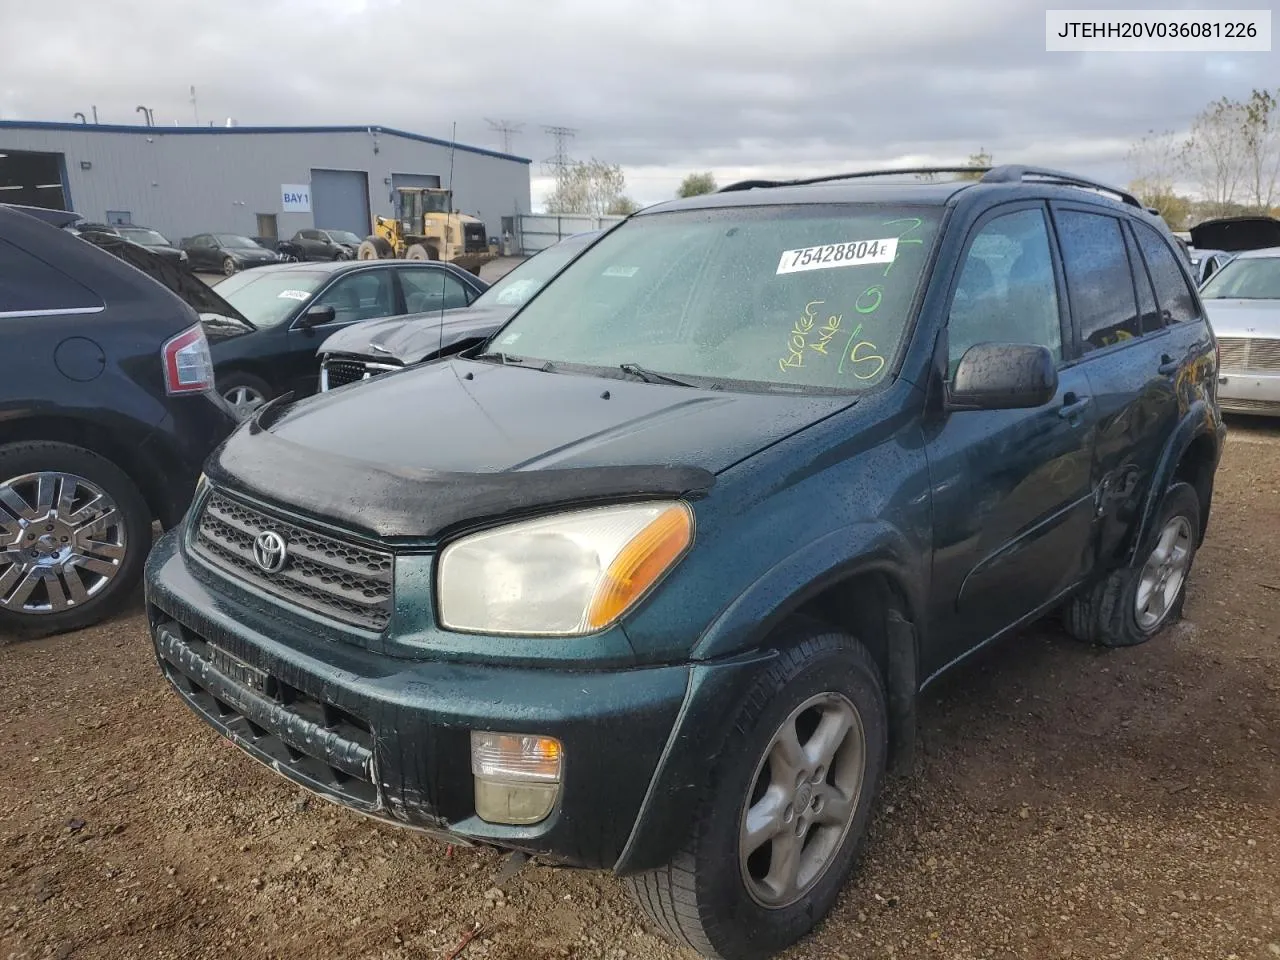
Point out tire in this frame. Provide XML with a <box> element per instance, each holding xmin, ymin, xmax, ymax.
<box><xmin>357</xmin><ymin>238</ymin><xmax>392</xmax><ymax>261</ymax></box>
<box><xmin>0</xmin><ymin>441</ymin><xmax>151</xmax><ymax>639</ymax></box>
<box><xmin>626</xmin><ymin>624</ymin><xmax>888</xmax><ymax>960</ymax></box>
<box><xmin>221</xmin><ymin>255</ymin><xmax>238</xmax><ymax>277</ymax></box>
<box><xmin>219</xmin><ymin>371</ymin><xmax>273</xmax><ymax>421</ymax></box>
<box><xmin>405</xmin><ymin>243</ymin><xmax>438</xmax><ymax>261</ymax></box>
<box><xmin>1064</xmin><ymin>481</ymin><xmax>1201</xmax><ymax>648</ymax></box>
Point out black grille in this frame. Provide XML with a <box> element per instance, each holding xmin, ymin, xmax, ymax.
<box><xmin>464</xmin><ymin>222</ymin><xmax>488</xmax><ymax>253</ymax></box>
<box><xmin>192</xmin><ymin>491</ymin><xmax>393</xmax><ymax>631</ymax></box>
<box><xmin>323</xmin><ymin>357</ymin><xmax>367</xmax><ymax>389</ymax></box>
<box><xmin>155</xmin><ymin>620</ymin><xmax>381</xmax><ymax>810</ymax></box>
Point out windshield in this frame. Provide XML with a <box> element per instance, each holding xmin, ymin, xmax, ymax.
<box><xmin>119</xmin><ymin>228</ymin><xmax>170</xmax><ymax>246</ymax></box>
<box><xmin>215</xmin><ymin>270</ymin><xmax>329</xmax><ymax>327</ymax></box>
<box><xmin>217</xmin><ymin>234</ymin><xmax>262</xmax><ymax>249</ymax></box>
<box><xmin>327</xmin><ymin>230</ymin><xmax>362</xmax><ymax>244</ymax></box>
<box><xmin>473</xmin><ymin>237</ymin><xmax>595</xmax><ymax>309</ymax></box>
<box><xmin>1200</xmin><ymin>255</ymin><xmax>1280</xmax><ymax>300</ymax></box>
<box><xmin>480</xmin><ymin>205</ymin><xmax>941</xmax><ymax>392</ymax></box>
<box><xmin>422</xmin><ymin>191</ymin><xmax>451</xmax><ymax>214</ymax></box>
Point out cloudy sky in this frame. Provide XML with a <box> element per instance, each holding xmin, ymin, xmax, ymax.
<box><xmin>2</xmin><ymin>0</ymin><xmax>1275</xmax><ymax>208</ymax></box>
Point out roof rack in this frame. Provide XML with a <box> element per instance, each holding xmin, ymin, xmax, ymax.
<box><xmin>979</xmin><ymin>165</ymin><xmax>1141</xmax><ymax>208</ymax></box>
<box><xmin>717</xmin><ymin>167</ymin><xmax>990</xmax><ymax>193</ymax></box>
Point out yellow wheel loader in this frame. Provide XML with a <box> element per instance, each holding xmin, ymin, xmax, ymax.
<box><xmin>358</xmin><ymin>187</ymin><xmax>495</xmax><ymax>275</ymax></box>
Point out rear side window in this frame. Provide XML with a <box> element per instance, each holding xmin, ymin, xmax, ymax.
<box><xmin>1132</xmin><ymin>221</ymin><xmax>1199</xmax><ymax>326</ymax></box>
<box><xmin>1124</xmin><ymin>226</ymin><xmax>1163</xmax><ymax>334</ymax></box>
<box><xmin>1055</xmin><ymin>210</ymin><xmax>1140</xmax><ymax>353</ymax></box>
<box><xmin>0</xmin><ymin>237</ymin><xmax>102</xmax><ymax>315</ymax></box>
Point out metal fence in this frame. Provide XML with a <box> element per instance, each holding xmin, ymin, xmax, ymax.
<box><xmin>511</xmin><ymin>214</ymin><xmax>626</xmax><ymax>255</ymax></box>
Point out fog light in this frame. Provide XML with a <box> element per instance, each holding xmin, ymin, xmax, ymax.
<box><xmin>471</xmin><ymin>732</ymin><xmax>563</xmax><ymax>825</ymax></box>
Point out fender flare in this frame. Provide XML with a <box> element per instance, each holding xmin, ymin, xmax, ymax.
<box><xmin>614</xmin><ymin>522</ymin><xmax>925</xmax><ymax>875</ymax></box>
<box><xmin>1128</xmin><ymin>400</ymin><xmax>1223</xmax><ymax>565</ymax></box>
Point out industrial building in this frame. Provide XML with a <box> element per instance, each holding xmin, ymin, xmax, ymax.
<box><xmin>0</xmin><ymin>121</ymin><xmax>532</xmax><ymax>244</ymax></box>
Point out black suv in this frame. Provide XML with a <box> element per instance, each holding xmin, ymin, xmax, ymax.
<box><xmin>145</xmin><ymin>167</ymin><xmax>1224</xmax><ymax>960</ymax></box>
<box><xmin>0</xmin><ymin>204</ymin><xmax>236</xmax><ymax>637</ymax></box>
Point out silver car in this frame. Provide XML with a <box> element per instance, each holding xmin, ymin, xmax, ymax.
<box><xmin>1200</xmin><ymin>247</ymin><xmax>1280</xmax><ymax>416</ymax></box>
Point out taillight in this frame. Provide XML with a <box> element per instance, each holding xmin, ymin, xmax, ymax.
<box><xmin>161</xmin><ymin>324</ymin><xmax>214</xmax><ymax>395</ymax></box>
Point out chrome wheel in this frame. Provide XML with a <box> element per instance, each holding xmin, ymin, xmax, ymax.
<box><xmin>1136</xmin><ymin>515</ymin><xmax>1193</xmax><ymax>631</ymax></box>
<box><xmin>223</xmin><ymin>385</ymin><xmax>267</xmax><ymax>419</ymax></box>
<box><xmin>0</xmin><ymin>472</ymin><xmax>127</xmax><ymax>615</ymax></box>
<box><xmin>739</xmin><ymin>692</ymin><xmax>866</xmax><ymax>909</ymax></box>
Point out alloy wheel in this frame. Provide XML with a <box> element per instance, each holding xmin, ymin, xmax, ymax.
<box><xmin>0</xmin><ymin>472</ymin><xmax>127</xmax><ymax>615</ymax></box>
<box><xmin>223</xmin><ymin>385</ymin><xmax>268</xmax><ymax>419</ymax></box>
<box><xmin>738</xmin><ymin>692</ymin><xmax>867</xmax><ymax>908</ymax></box>
<box><xmin>1135</xmin><ymin>515</ymin><xmax>1193</xmax><ymax>631</ymax></box>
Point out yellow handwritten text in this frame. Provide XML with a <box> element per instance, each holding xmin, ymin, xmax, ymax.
<box><xmin>779</xmin><ymin>300</ymin><xmax>823</xmax><ymax>371</ymax></box>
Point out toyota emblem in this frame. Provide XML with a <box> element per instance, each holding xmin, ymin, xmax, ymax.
<box><xmin>252</xmin><ymin>530</ymin><xmax>288</xmax><ymax>573</ymax></box>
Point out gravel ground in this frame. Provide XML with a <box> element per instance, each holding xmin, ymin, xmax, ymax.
<box><xmin>2</xmin><ymin>418</ymin><xmax>1278</xmax><ymax>960</ymax></box>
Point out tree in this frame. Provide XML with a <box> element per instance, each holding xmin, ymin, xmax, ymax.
<box><xmin>1182</xmin><ymin>97</ymin><xmax>1247</xmax><ymax>217</ymax></box>
<box><xmin>545</xmin><ymin>158</ymin><xmax>630</xmax><ymax>216</ymax></box>
<box><xmin>677</xmin><ymin>172</ymin><xmax>717</xmax><ymax>197</ymax></box>
<box><xmin>1240</xmin><ymin>88</ymin><xmax>1280</xmax><ymax>212</ymax></box>
<box><xmin>958</xmin><ymin>148</ymin><xmax>992</xmax><ymax>181</ymax></box>
<box><xmin>1126</xmin><ymin>130</ymin><xmax>1193</xmax><ymax>229</ymax></box>
<box><xmin>607</xmin><ymin>196</ymin><xmax>640</xmax><ymax>216</ymax></box>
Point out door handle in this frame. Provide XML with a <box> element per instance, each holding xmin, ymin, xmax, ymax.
<box><xmin>1059</xmin><ymin>392</ymin><xmax>1092</xmax><ymax>419</ymax></box>
<box><xmin>1158</xmin><ymin>354</ymin><xmax>1180</xmax><ymax>376</ymax></box>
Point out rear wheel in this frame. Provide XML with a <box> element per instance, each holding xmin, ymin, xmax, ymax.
<box><xmin>221</xmin><ymin>255</ymin><xmax>237</xmax><ymax>276</ymax></box>
<box><xmin>627</xmin><ymin>624</ymin><xmax>888</xmax><ymax>960</ymax></box>
<box><xmin>1065</xmin><ymin>481</ymin><xmax>1200</xmax><ymax>647</ymax></box>
<box><xmin>219</xmin><ymin>371</ymin><xmax>273</xmax><ymax>421</ymax></box>
<box><xmin>405</xmin><ymin>243</ymin><xmax>438</xmax><ymax>261</ymax></box>
<box><xmin>0</xmin><ymin>442</ymin><xmax>151</xmax><ymax>638</ymax></box>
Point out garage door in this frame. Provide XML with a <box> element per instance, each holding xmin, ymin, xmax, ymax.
<box><xmin>390</xmin><ymin>173</ymin><xmax>442</xmax><ymax>191</ymax></box>
<box><xmin>310</xmin><ymin>168</ymin><xmax>371</xmax><ymax>237</ymax></box>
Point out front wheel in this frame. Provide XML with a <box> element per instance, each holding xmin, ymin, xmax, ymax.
<box><xmin>219</xmin><ymin>371</ymin><xmax>273</xmax><ymax>421</ymax></box>
<box><xmin>357</xmin><ymin>238</ymin><xmax>391</xmax><ymax>260</ymax></box>
<box><xmin>221</xmin><ymin>256</ymin><xmax>238</xmax><ymax>277</ymax></box>
<box><xmin>0</xmin><ymin>441</ymin><xmax>151</xmax><ymax>638</ymax></box>
<box><xmin>627</xmin><ymin>625</ymin><xmax>888</xmax><ymax>960</ymax></box>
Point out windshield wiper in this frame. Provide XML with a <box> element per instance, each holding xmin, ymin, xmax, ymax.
<box><xmin>618</xmin><ymin>362</ymin><xmax>702</xmax><ymax>388</ymax></box>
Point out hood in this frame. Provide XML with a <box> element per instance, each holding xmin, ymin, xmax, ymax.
<box><xmin>206</xmin><ymin>358</ymin><xmax>853</xmax><ymax>538</ymax></box>
<box><xmin>1203</xmin><ymin>298</ymin><xmax>1280</xmax><ymax>337</ymax></box>
<box><xmin>77</xmin><ymin>233</ymin><xmax>252</xmax><ymax>327</ymax></box>
<box><xmin>1189</xmin><ymin>217</ymin><xmax>1280</xmax><ymax>253</ymax></box>
<box><xmin>317</xmin><ymin>304</ymin><xmax>516</xmax><ymax>363</ymax></box>
<box><xmin>234</xmin><ymin>246</ymin><xmax>280</xmax><ymax>260</ymax></box>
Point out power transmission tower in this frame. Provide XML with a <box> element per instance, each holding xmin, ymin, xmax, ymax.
<box><xmin>542</xmin><ymin>125</ymin><xmax>579</xmax><ymax>196</ymax></box>
<box><xmin>485</xmin><ymin>119</ymin><xmax>524</xmax><ymax>154</ymax></box>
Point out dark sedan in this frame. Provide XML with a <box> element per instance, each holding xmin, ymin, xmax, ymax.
<box><xmin>287</xmin><ymin>228</ymin><xmax>364</xmax><ymax>261</ymax></box>
<box><xmin>317</xmin><ymin>230</ymin><xmax>602</xmax><ymax>390</ymax></box>
<box><xmin>203</xmin><ymin>259</ymin><xmax>487</xmax><ymax>417</ymax></box>
<box><xmin>182</xmin><ymin>232</ymin><xmax>283</xmax><ymax>276</ymax></box>
<box><xmin>76</xmin><ymin>223</ymin><xmax>188</xmax><ymax>263</ymax></box>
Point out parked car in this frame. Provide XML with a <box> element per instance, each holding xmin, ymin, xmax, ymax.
<box><xmin>1198</xmin><ymin>246</ymin><xmax>1280</xmax><ymax>416</ymax></box>
<box><xmin>76</xmin><ymin>223</ymin><xmax>188</xmax><ymax>263</ymax></box>
<box><xmin>1188</xmin><ymin>247</ymin><xmax>1235</xmax><ymax>285</ymax></box>
<box><xmin>286</xmin><ymin>228</ymin><xmax>363</xmax><ymax>261</ymax></box>
<box><xmin>181</xmin><ymin>233</ymin><xmax>283</xmax><ymax>275</ymax></box>
<box><xmin>251</xmin><ymin>237</ymin><xmax>300</xmax><ymax>262</ymax></box>
<box><xmin>144</xmin><ymin>166</ymin><xmax>1224</xmax><ymax>960</ymax></box>
<box><xmin>1189</xmin><ymin>214</ymin><xmax>1280</xmax><ymax>254</ymax></box>
<box><xmin>0</xmin><ymin>203</ymin><xmax>236</xmax><ymax>638</ymax></box>
<box><xmin>317</xmin><ymin>230</ymin><xmax>602</xmax><ymax>391</ymax></box>
<box><xmin>201</xmin><ymin>259</ymin><xmax>488</xmax><ymax>417</ymax></box>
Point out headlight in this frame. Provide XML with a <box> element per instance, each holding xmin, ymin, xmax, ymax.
<box><xmin>437</xmin><ymin>502</ymin><xmax>693</xmax><ymax>636</ymax></box>
<box><xmin>179</xmin><ymin>251</ymin><xmax>189</xmax><ymax>262</ymax></box>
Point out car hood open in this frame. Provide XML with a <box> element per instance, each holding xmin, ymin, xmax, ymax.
<box><xmin>1189</xmin><ymin>217</ymin><xmax>1280</xmax><ymax>253</ymax></box>
<box><xmin>317</xmin><ymin>304</ymin><xmax>516</xmax><ymax>364</ymax></box>
<box><xmin>205</xmin><ymin>357</ymin><xmax>854</xmax><ymax>539</ymax></box>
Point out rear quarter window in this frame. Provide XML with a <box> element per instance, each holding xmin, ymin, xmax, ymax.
<box><xmin>1132</xmin><ymin>222</ymin><xmax>1199</xmax><ymax>326</ymax></box>
<box><xmin>0</xmin><ymin>237</ymin><xmax>103</xmax><ymax>315</ymax></box>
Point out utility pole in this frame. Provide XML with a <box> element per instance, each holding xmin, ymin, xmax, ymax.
<box><xmin>541</xmin><ymin>125</ymin><xmax>578</xmax><ymax>199</ymax></box>
<box><xmin>485</xmin><ymin>119</ymin><xmax>524</xmax><ymax>155</ymax></box>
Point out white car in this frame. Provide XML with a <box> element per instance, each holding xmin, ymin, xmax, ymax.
<box><xmin>1200</xmin><ymin>247</ymin><xmax>1280</xmax><ymax>416</ymax></box>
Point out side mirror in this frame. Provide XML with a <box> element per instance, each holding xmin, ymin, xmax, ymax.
<box><xmin>297</xmin><ymin>304</ymin><xmax>336</xmax><ymax>328</ymax></box>
<box><xmin>947</xmin><ymin>342</ymin><xmax>1058</xmax><ymax>411</ymax></box>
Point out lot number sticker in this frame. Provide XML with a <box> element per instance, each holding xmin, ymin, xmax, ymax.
<box><xmin>277</xmin><ymin>290</ymin><xmax>311</xmax><ymax>301</ymax></box>
<box><xmin>776</xmin><ymin>237</ymin><xmax>898</xmax><ymax>275</ymax></box>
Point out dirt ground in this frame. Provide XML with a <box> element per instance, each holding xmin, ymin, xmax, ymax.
<box><xmin>2</xmin><ymin>418</ymin><xmax>1279</xmax><ymax>960</ymax></box>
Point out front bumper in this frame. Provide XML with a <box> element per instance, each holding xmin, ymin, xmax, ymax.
<box><xmin>144</xmin><ymin>528</ymin><xmax>726</xmax><ymax>869</ymax></box>
<box><xmin>1218</xmin><ymin>369</ymin><xmax>1280</xmax><ymax>416</ymax></box>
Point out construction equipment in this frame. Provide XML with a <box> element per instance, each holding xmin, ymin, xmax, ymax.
<box><xmin>358</xmin><ymin>187</ymin><xmax>494</xmax><ymax>275</ymax></box>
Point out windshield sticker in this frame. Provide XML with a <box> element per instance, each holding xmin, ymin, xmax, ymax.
<box><xmin>500</xmin><ymin>331</ymin><xmax>522</xmax><ymax>345</ymax></box>
<box><xmin>603</xmin><ymin>265</ymin><xmax>639</xmax><ymax>278</ymax></box>
<box><xmin>776</xmin><ymin>238</ymin><xmax>897</xmax><ymax>275</ymax></box>
<box><xmin>277</xmin><ymin>289</ymin><xmax>311</xmax><ymax>301</ymax></box>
